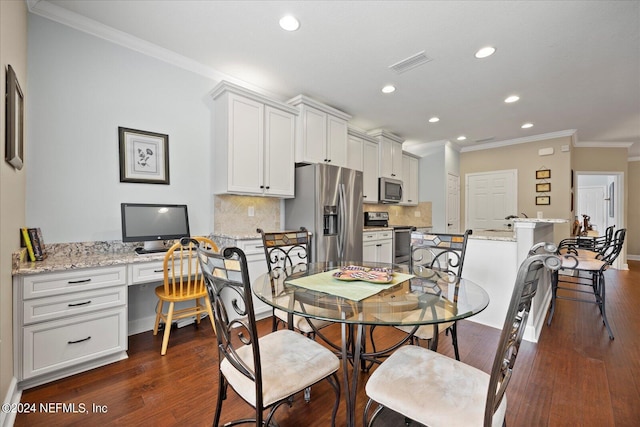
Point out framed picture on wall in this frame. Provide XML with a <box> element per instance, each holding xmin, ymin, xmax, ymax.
<box><xmin>536</xmin><ymin>183</ymin><xmax>551</xmax><ymax>193</ymax></box>
<box><xmin>536</xmin><ymin>169</ymin><xmax>551</xmax><ymax>179</ymax></box>
<box><xmin>536</xmin><ymin>196</ymin><xmax>551</xmax><ymax>205</ymax></box>
<box><xmin>119</xmin><ymin>127</ymin><xmax>170</xmax><ymax>184</ymax></box>
<box><xmin>5</xmin><ymin>65</ymin><xmax>24</xmax><ymax>170</ymax></box>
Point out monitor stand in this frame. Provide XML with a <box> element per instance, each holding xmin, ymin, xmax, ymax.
<box><xmin>135</xmin><ymin>240</ymin><xmax>168</xmax><ymax>255</ymax></box>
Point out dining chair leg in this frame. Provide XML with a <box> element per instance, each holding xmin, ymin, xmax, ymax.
<box><xmin>153</xmin><ymin>299</ymin><xmax>163</xmax><ymax>335</ymax></box>
<box><xmin>598</xmin><ymin>272</ymin><xmax>614</xmax><ymax>340</ymax></box>
<box><xmin>450</xmin><ymin>323</ymin><xmax>460</xmax><ymax>361</ymax></box>
<box><xmin>547</xmin><ymin>270</ymin><xmax>558</xmax><ymax>325</ymax></box>
<box><xmin>205</xmin><ymin>295</ymin><xmax>216</xmax><ymax>336</ymax></box>
<box><xmin>160</xmin><ymin>302</ymin><xmax>175</xmax><ymax>356</ymax></box>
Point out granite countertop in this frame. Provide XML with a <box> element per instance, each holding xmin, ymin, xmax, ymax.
<box><xmin>469</xmin><ymin>230</ymin><xmax>517</xmax><ymax>242</ymax></box>
<box><xmin>513</xmin><ymin>218</ymin><xmax>570</xmax><ymax>223</ymax></box>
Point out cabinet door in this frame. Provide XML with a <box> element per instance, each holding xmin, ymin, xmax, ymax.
<box><xmin>391</xmin><ymin>142</ymin><xmax>403</xmax><ymax>181</ymax></box>
<box><xmin>346</xmin><ymin>135</ymin><xmax>363</xmax><ymax>171</ymax></box>
<box><xmin>299</xmin><ymin>105</ymin><xmax>327</xmax><ymax>164</ymax></box>
<box><xmin>327</xmin><ymin>115</ymin><xmax>347</xmax><ymax>167</ymax></box>
<box><xmin>264</xmin><ymin>106</ymin><xmax>295</xmax><ymax>197</ymax></box>
<box><xmin>363</xmin><ymin>140</ymin><xmax>379</xmax><ymax>203</ymax></box>
<box><xmin>379</xmin><ymin>239</ymin><xmax>393</xmax><ymax>264</ymax></box>
<box><xmin>362</xmin><ymin>241</ymin><xmax>377</xmax><ymax>263</ymax></box>
<box><xmin>401</xmin><ymin>155</ymin><xmax>419</xmax><ymax>205</ymax></box>
<box><xmin>228</xmin><ymin>94</ymin><xmax>264</xmax><ymax>193</ymax></box>
<box><xmin>379</xmin><ymin>138</ymin><xmax>394</xmax><ymax>178</ymax></box>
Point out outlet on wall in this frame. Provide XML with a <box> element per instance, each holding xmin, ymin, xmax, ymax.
<box><xmin>414</xmin><ymin>211</ymin><xmax>421</xmax><ymax>217</ymax></box>
<box><xmin>248</xmin><ymin>206</ymin><xmax>255</xmax><ymax>217</ymax></box>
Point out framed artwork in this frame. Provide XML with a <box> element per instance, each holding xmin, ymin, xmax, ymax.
<box><xmin>5</xmin><ymin>65</ymin><xmax>24</xmax><ymax>170</ymax></box>
<box><xmin>536</xmin><ymin>169</ymin><xmax>551</xmax><ymax>179</ymax></box>
<box><xmin>536</xmin><ymin>183</ymin><xmax>551</xmax><ymax>193</ymax></box>
<box><xmin>119</xmin><ymin>127</ymin><xmax>169</xmax><ymax>184</ymax></box>
<box><xmin>536</xmin><ymin>196</ymin><xmax>551</xmax><ymax>206</ymax></box>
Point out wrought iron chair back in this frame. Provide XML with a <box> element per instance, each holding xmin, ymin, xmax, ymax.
<box><xmin>257</xmin><ymin>227</ymin><xmax>310</xmax><ymax>276</ymax></box>
<box><xmin>409</xmin><ymin>229</ymin><xmax>472</xmax><ymax>279</ymax></box>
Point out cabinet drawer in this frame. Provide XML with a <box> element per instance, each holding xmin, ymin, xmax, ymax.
<box><xmin>363</xmin><ymin>231</ymin><xmax>393</xmax><ymax>242</ymax></box>
<box><xmin>23</xmin><ymin>286</ymin><xmax>126</xmax><ymax>325</ymax></box>
<box><xmin>130</xmin><ymin>258</ymin><xmax>200</xmax><ymax>285</ymax></box>
<box><xmin>235</xmin><ymin>239</ymin><xmax>265</xmax><ymax>255</ymax></box>
<box><xmin>22</xmin><ymin>308</ymin><xmax>127</xmax><ymax>379</ymax></box>
<box><xmin>22</xmin><ymin>266</ymin><xmax>126</xmax><ymax>299</ymax></box>
<box><xmin>378</xmin><ymin>231</ymin><xmax>393</xmax><ymax>240</ymax></box>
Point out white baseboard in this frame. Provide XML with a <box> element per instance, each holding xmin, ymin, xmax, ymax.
<box><xmin>627</xmin><ymin>254</ymin><xmax>640</xmax><ymax>261</ymax></box>
<box><xmin>1</xmin><ymin>377</ymin><xmax>20</xmax><ymax>427</ymax></box>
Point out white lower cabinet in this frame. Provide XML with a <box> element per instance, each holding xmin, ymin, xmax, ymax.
<box><xmin>362</xmin><ymin>230</ymin><xmax>393</xmax><ymax>264</ymax></box>
<box><xmin>14</xmin><ymin>266</ymin><xmax>128</xmax><ymax>388</ymax></box>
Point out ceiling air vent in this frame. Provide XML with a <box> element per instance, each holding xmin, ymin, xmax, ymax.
<box><xmin>475</xmin><ymin>136</ymin><xmax>495</xmax><ymax>143</ymax></box>
<box><xmin>389</xmin><ymin>51</ymin><xmax>432</xmax><ymax>74</ymax></box>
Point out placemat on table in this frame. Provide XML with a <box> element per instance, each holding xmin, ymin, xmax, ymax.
<box><xmin>285</xmin><ymin>269</ymin><xmax>414</xmax><ymax>301</ymax></box>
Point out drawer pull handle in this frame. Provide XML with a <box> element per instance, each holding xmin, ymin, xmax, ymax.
<box><xmin>68</xmin><ymin>336</ymin><xmax>91</xmax><ymax>344</ymax></box>
<box><xmin>68</xmin><ymin>300</ymin><xmax>92</xmax><ymax>307</ymax></box>
<box><xmin>67</xmin><ymin>278</ymin><xmax>91</xmax><ymax>284</ymax></box>
<box><xmin>154</xmin><ymin>269</ymin><xmax>165</xmax><ymax>273</ymax></box>
<box><xmin>255</xmin><ymin>245</ymin><xmax>264</xmax><ymax>249</ymax></box>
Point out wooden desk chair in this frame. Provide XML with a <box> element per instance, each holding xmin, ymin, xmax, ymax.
<box><xmin>395</xmin><ymin>229</ymin><xmax>472</xmax><ymax>360</ymax></box>
<box><xmin>257</xmin><ymin>227</ymin><xmax>332</xmax><ymax>338</ymax></box>
<box><xmin>548</xmin><ymin>228</ymin><xmax>626</xmax><ymax>339</ymax></box>
<box><xmin>364</xmin><ymin>243</ymin><xmax>561</xmax><ymax>427</ymax></box>
<box><xmin>197</xmin><ymin>245</ymin><xmax>341</xmax><ymax>427</ymax></box>
<box><xmin>153</xmin><ymin>236</ymin><xmax>218</xmax><ymax>355</ymax></box>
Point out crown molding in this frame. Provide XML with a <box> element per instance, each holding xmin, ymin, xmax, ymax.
<box><xmin>460</xmin><ymin>129</ymin><xmax>577</xmax><ymax>153</ymax></box>
<box><xmin>573</xmin><ymin>140</ymin><xmax>635</xmax><ymax>149</ymax></box>
<box><xmin>629</xmin><ymin>156</ymin><xmax>640</xmax><ymax>162</ymax></box>
<box><xmin>26</xmin><ymin>0</ymin><xmax>275</xmax><ymax>97</ymax></box>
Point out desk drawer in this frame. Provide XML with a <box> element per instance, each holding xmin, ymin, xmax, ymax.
<box><xmin>22</xmin><ymin>266</ymin><xmax>126</xmax><ymax>299</ymax></box>
<box><xmin>130</xmin><ymin>259</ymin><xmax>201</xmax><ymax>285</ymax></box>
<box><xmin>23</xmin><ymin>286</ymin><xmax>126</xmax><ymax>325</ymax></box>
<box><xmin>22</xmin><ymin>307</ymin><xmax>127</xmax><ymax>379</ymax></box>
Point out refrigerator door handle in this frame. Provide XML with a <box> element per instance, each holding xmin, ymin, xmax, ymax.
<box><xmin>338</xmin><ymin>183</ymin><xmax>346</xmax><ymax>260</ymax></box>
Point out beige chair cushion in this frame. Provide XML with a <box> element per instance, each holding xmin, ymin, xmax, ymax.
<box><xmin>560</xmin><ymin>256</ymin><xmax>607</xmax><ymax>272</ymax></box>
<box><xmin>394</xmin><ymin>321</ymin><xmax>454</xmax><ymax>340</ymax></box>
<box><xmin>559</xmin><ymin>247</ymin><xmax>600</xmax><ymax>259</ymax></box>
<box><xmin>220</xmin><ymin>329</ymin><xmax>339</xmax><ymax>407</ymax></box>
<box><xmin>366</xmin><ymin>345</ymin><xmax>506</xmax><ymax>427</ymax></box>
<box><xmin>273</xmin><ymin>295</ymin><xmax>334</xmax><ymax>333</ymax></box>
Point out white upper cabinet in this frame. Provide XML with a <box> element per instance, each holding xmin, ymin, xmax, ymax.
<box><xmin>368</xmin><ymin>129</ymin><xmax>404</xmax><ymax>181</ymax></box>
<box><xmin>288</xmin><ymin>95</ymin><xmax>351</xmax><ymax>167</ymax></box>
<box><xmin>212</xmin><ymin>81</ymin><xmax>297</xmax><ymax>198</ymax></box>
<box><xmin>348</xmin><ymin>127</ymin><xmax>379</xmax><ymax>203</ymax></box>
<box><xmin>401</xmin><ymin>153</ymin><xmax>419</xmax><ymax>206</ymax></box>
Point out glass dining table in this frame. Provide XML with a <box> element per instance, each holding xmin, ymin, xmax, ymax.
<box><xmin>252</xmin><ymin>261</ymin><xmax>490</xmax><ymax>427</ymax></box>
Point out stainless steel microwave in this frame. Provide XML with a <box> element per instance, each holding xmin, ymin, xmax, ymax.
<box><xmin>379</xmin><ymin>177</ymin><xmax>403</xmax><ymax>203</ymax></box>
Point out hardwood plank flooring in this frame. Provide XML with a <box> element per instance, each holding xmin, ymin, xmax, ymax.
<box><xmin>15</xmin><ymin>261</ymin><xmax>640</xmax><ymax>426</ymax></box>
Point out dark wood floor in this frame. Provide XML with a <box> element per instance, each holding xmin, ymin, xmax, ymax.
<box><xmin>15</xmin><ymin>261</ymin><xmax>640</xmax><ymax>427</ymax></box>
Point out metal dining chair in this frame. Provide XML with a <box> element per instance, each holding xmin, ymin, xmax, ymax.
<box><xmin>548</xmin><ymin>228</ymin><xmax>626</xmax><ymax>339</ymax></box>
<box><xmin>197</xmin><ymin>244</ymin><xmax>341</xmax><ymax>427</ymax></box>
<box><xmin>391</xmin><ymin>229</ymin><xmax>472</xmax><ymax>361</ymax></box>
<box><xmin>364</xmin><ymin>242</ymin><xmax>561</xmax><ymax>427</ymax></box>
<box><xmin>256</xmin><ymin>227</ymin><xmax>333</xmax><ymax>338</ymax></box>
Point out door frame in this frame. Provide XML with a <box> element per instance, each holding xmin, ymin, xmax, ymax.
<box><xmin>575</xmin><ymin>171</ymin><xmax>626</xmax><ymax>270</ymax></box>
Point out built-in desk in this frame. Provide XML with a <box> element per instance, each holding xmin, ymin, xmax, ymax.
<box><xmin>12</xmin><ymin>244</ymin><xmax>178</xmax><ymax>389</ymax></box>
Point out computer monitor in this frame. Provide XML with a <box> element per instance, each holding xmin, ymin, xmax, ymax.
<box><xmin>120</xmin><ymin>203</ymin><xmax>190</xmax><ymax>254</ymax></box>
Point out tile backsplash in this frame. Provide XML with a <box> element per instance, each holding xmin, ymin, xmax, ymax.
<box><xmin>214</xmin><ymin>195</ymin><xmax>281</xmax><ymax>235</ymax></box>
<box><xmin>365</xmin><ymin>202</ymin><xmax>432</xmax><ymax>227</ymax></box>
<box><xmin>214</xmin><ymin>194</ymin><xmax>432</xmax><ymax>236</ymax></box>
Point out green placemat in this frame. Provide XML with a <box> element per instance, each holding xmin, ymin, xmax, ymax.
<box><xmin>285</xmin><ymin>269</ymin><xmax>414</xmax><ymax>301</ymax></box>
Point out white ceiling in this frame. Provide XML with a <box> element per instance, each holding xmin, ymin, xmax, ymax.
<box><xmin>32</xmin><ymin>0</ymin><xmax>640</xmax><ymax>156</ymax></box>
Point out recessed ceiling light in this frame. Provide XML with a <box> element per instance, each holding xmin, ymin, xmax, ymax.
<box><xmin>381</xmin><ymin>85</ymin><xmax>396</xmax><ymax>94</ymax></box>
<box><xmin>279</xmin><ymin>15</ymin><xmax>300</xmax><ymax>31</ymax></box>
<box><xmin>505</xmin><ymin>95</ymin><xmax>520</xmax><ymax>103</ymax></box>
<box><xmin>521</xmin><ymin>123</ymin><xmax>534</xmax><ymax>129</ymax></box>
<box><xmin>428</xmin><ymin>117</ymin><xmax>440</xmax><ymax>123</ymax></box>
<box><xmin>475</xmin><ymin>46</ymin><xmax>496</xmax><ymax>59</ymax></box>
<box><xmin>457</xmin><ymin>136</ymin><xmax>467</xmax><ymax>141</ymax></box>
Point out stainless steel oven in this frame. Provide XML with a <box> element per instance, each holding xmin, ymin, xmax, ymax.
<box><xmin>393</xmin><ymin>226</ymin><xmax>413</xmax><ymax>265</ymax></box>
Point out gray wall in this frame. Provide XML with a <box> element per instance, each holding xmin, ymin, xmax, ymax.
<box><xmin>27</xmin><ymin>15</ymin><xmax>217</xmax><ymax>243</ymax></box>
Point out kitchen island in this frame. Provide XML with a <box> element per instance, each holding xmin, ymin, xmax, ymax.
<box><xmin>463</xmin><ymin>218</ymin><xmax>569</xmax><ymax>342</ymax></box>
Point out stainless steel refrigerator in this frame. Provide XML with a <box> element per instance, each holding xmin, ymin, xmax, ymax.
<box><xmin>285</xmin><ymin>163</ymin><xmax>363</xmax><ymax>263</ymax></box>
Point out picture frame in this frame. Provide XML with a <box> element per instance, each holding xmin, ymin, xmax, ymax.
<box><xmin>536</xmin><ymin>196</ymin><xmax>551</xmax><ymax>206</ymax></box>
<box><xmin>536</xmin><ymin>169</ymin><xmax>551</xmax><ymax>179</ymax></box>
<box><xmin>5</xmin><ymin>65</ymin><xmax>24</xmax><ymax>170</ymax></box>
<box><xmin>119</xmin><ymin>127</ymin><xmax>169</xmax><ymax>184</ymax></box>
<box><xmin>536</xmin><ymin>182</ymin><xmax>551</xmax><ymax>193</ymax></box>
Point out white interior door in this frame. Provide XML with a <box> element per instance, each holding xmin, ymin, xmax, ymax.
<box><xmin>447</xmin><ymin>173</ymin><xmax>460</xmax><ymax>233</ymax></box>
<box><xmin>466</xmin><ymin>170</ymin><xmax>517</xmax><ymax>230</ymax></box>
<box><xmin>577</xmin><ymin>186</ymin><xmax>606</xmax><ymax>235</ymax></box>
